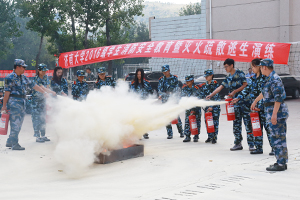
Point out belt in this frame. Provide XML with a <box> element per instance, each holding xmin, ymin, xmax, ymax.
<box><xmin>10</xmin><ymin>94</ymin><xmax>26</xmax><ymax>98</ymax></box>
<box><xmin>264</xmin><ymin>101</ymin><xmax>284</xmax><ymax>107</ymax></box>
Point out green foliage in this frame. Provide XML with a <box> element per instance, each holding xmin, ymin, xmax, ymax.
<box><xmin>0</xmin><ymin>0</ymin><xmax>21</xmax><ymax>59</ymax></box>
<box><xmin>179</xmin><ymin>2</ymin><xmax>201</xmax><ymax>16</ymax></box>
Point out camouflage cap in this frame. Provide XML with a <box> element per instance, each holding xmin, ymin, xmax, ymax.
<box><xmin>185</xmin><ymin>75</ymin><xmax>194</xmax><ymax>82</ymax></box>
<box><xmin>77</xmin><ymin>70</ymin><xmax>86</xmax><ymax>77</ymax></box>
<box><xmin>14</xmin><ymin>59</ymin><xmax>27</xmax><ymax>68</ymax></box>
<box><xmin>38</xmin><ymin>63</ymin><xmax>48</xmax><ymax>71</ymax></box>
<box><xmin>259</xmin><ymin>58</ymin><xmax>274</xmax><ymax>67</ymax></box>
<box><xmin>161</xmin><ymin>65</ymin><xmax>170</xmax><ymax>72</ymax></box>
<box><xmin>204</xmin><ymin>69</ymin><xmax>214</xmax><ymax>77</ymax></box>
<box><xmin>98</xmin><ymin>67</ymin><xmax>106</xmax><ymax>74</ymax></box>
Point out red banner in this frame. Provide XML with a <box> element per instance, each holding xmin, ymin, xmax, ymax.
<box><xmin>0</xmin><ymin>70</ymin><xmax>54</xmax><ymax>78</ymax></box>
<box><xmin>58</xmin><ymin>39</ymin><xmax>291</xmax><ymax>68</ymax></box>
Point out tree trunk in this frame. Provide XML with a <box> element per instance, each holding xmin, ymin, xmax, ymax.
<box><xmin>106</xmin><ymin>16</ymin><xmax>113</xmax><ymax>75</ymax></box>
<box><xmin>35</xmin><ymin>34</ymin><xmax>44</xmax><ymax>71</ymax></box>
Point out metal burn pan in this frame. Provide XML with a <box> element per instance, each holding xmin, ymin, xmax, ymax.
<box><xmin>95</xmin><ymin>144</ymin><xmax>144</xmax><ymax>164</ymax></box>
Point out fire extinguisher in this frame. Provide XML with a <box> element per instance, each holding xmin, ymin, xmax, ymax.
<box><xmin>0</xmin><ymin>111</ymin><xmax>10</xmax><ymax>135</ymax></box>
<box><xmin>171</xmin><ymin>118</ymin><xmax>178</xmax><ymax>124</ymax></box>
<box><xmin>205</xmin><ymin>112</ymin><xmax>215</xmax><ymax>133</ymax></box>
<box><xmin>189</xmin><ymin>114</ymin><xmax>198</xmax><ymax>135</ymax></box>
<box><xmin>250</xmin><ymin>111</ymin><xmax>262</xmax><ymax>137</ymax></box>
<box><xmin>225</xmin><ymin>97</ymin><xmax>235</xmax><ymax>121</ymax></box>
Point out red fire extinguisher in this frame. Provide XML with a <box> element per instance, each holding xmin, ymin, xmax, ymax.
<box><xmin>0</xmin><ymin>111</ymin><xmax>10</xmax><ymax>135</ymax></box>
<box><xmin>171</xmin><ymin>118</ymin><xmax>178</xmax><ymax>124</ymax></box>
<box><xmin>189</xmin><ymin>115</ymin><xmax>198</xmax><ymax>135</ymax></box>
<box><xmin>205</xmin><ymin>112</ymin><xmax>215</xmax><ymax>133</ymax></box>
<box><xmin>250</xmin><ymin>111</ymin><xmax>262</xmax><ymax>137</ymax></box>
<box><xmin>225</xmin><ymin>98</ymin><xmax>235</xmax><ymax>121</ymax></box>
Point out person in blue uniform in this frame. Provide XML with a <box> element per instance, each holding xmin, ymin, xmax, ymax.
<box><xmin>130</xmin><ymin>68</ymin><xmax>153</xmax><ymax>139</ymax></box>
<box><xmin>31</xmin><ymin>64</ymin><xmax>54</xmax><ymax>143</ymax></box>
<box><xmin>181</xmin><ymin>75</ymin><xmax>201</xmax><ymax>142</ymax></box>
<box><xmin>157</xmin><ymin>65</ymin><xmax>184</xmax><ymax>139</ymax></box>
<box><xmin>232</xmin><ymin>58</ymin><xmax>273</xmax><ymax>155</ymax></box>
<box><xmin>51</xmin><ymin>66</ymin><xmax>68</xmax><ymax>96</ymax></box>
<box><xmin>199</xmin><ymin>69</ymin><xmax>221</xmax><ymax>144</ymax></box>
<box><xmin>251</xmin><ymin>58</ymin><xmax>289</xmax><ymax>171</ymax></box>
<box><xmin>1</xmin><ymin>59</ymin><xmax>54</xmax><ymax>150</ymax></box>
<box><xmin>206</xmin><ymin>58</ymin><xmax>254</xmax><ymax>151</ymax></box>
<box><xmin>94</xmin><ymin>67</ymin><xmax>116</xmax><ymax>89</ymax></box>
<box><xmin>72</xmin><ymin>70</ymin><xmax>89</xmax><ymax>101</ymax></box>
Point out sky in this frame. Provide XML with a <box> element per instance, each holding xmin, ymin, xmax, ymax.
<box><xmin>145</xmin><ymin>0</ymin><xmax>201</xmax><ymax>4</ymax></box>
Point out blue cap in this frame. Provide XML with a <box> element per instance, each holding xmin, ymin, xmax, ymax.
<box><xmin>204</xmin><ymin>69</ymin><xmax>214</xmax><ymax>77</ymax></box>
<box><xmin>38</xmin><ymin>63</ymin><xmax>48</xmax><ymax>71</ymax></box>
<box><xmin>259</xmin><ymin>58</ymin><xmax>273</xmax><ymax>67</ymax></box>
<box><xmin>98</xmin><ymin>67</ymin><xmax>106</xmax><ymax>74</ymax></box>
<box><xmin>161</xmin><ymin>65</ymin><xmax>170</xmax><ymax>72</ymax></box>
<box><xmin>77</xmin><ymin>70</ymin><xmax>85</xmax><ymax>76</ymax></box>
<box><xmin>14</xmin><ymin>59</ymin><xmax>27</xmax><ymax>68</ymax></box>
<box><xmin>185</xmin><ymin>75</ymin><xmax>194</xmax><ymax>82</ymax></box>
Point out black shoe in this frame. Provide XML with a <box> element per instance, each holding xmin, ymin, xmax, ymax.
<box><xmin>42</xmin><ymin>136</ymin><xmax>50</xmax><ymax>142</ymax></box>
<box><xmin>180</xmin><ymin>133</ymin><xmax>184</xmax><ymax>138</ymax></box>
<box><xmin>205</xmin><ymin>138</ymin><xmax>212</xmax><ymax>143</ymax></box>
<box><xmin>250</xmin><ymin>149</ymin><xmax>263</xmax><ymax>154</ymax></box>
<box><xmin>269</xmin><ymin>148</ymin><xmax>275</xmax><ymax>156</ymax></box>
<box><xmin>183</xmin><ymin>137</ymin><xmax>191</xmax><ymax>142</ymax></box>
<box><xmin>249</xmin><ymin>146</ymin><xmax>256</xmax><ymax>152</ymax></box>
<box><xmin>11</xmin><ymin>143</ymin><xmax>25</xmax><ymax>151</ymax></box>
<box><xmin>212</xmin><ymin>139</ymin><xmax>217</xmax><ymax>144</ymax></box>
<box><xmin>167</xmin><ymin>135</ymin><xmax>173</xmax><ymax>139</ymax></box>
<box><xmin>193</xmin><ymin>138</ymin><xmax>198</xmax><ymax>142</ymax></box>
<box><xmin>230</xmin><ymin>143</ymin><xmax>243</xmax><ymax>151</ymax></box>
<box><xmin>266</xmin><ymin>163</ymin><xmax>286</xmax><ymax>171</ymax></box>
<box><xmin>6</xmin><ymin>143</ymin><xmax>12</xmax><ymax>148</ymax></box>
<box><xmin>143</xmin><ymin>133</ymin><xmax>149</xmax><ymax>139</ymax></box>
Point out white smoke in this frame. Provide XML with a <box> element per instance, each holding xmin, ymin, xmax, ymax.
<box><xmin>48</xmin><ymin>81</ymin><xmax>225</xmax><ymax>178</ymax></box>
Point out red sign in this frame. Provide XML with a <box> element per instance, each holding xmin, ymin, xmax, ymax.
<box><xmin>58</xmin><ymin>39</ymin><xmax>291</xmax><ymax>68</ymax></box>
<box><xmin>0</xmin><ymin>70</ymin><xmax>54</xmax><ymax>78</ymax></box>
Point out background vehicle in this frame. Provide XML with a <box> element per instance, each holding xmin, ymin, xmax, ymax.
<box><xmin>125</xmin><ymin>71</ymin><xmax>183</xmax><ymax>92</ymax></box>
<box><xmin>279</xmin><ymin>74</ymin><xmax>300</xmax><ymax>99</ymax></box>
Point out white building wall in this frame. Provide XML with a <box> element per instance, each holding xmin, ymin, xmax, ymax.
<box><xmin>149</xmin><ymin>0</ymin><xmax>207</xmax><ymax>80</ymax></box>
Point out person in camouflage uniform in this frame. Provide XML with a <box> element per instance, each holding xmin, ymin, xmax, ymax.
<box><xmin>1</xmin><ymin>59</ymin><xmax>54</xmax><ymax>150</ymax></box>
<box><xmin>94</xmin><ymin>67</ymin><xmax>116</xmax><ymax>89</ymax></box>
<box><xmin>130</xmin><ymin>68</ymin><xmax>153</xmax><ymax>139</ymax></box>
<box><xmin>251</xmin><ymin>58</ymin><xmax>289</xmax><ymax>171</ymax></box>
<box><xmin>51</xmin><ymin>66</ymin><xmax>68</xmax><ymax>96</ymax></box>
<box><xmin>232</xmin><ymin>58</ymin><xmax>273</xmax><ymax>155</ymax></box>
<box><xmin>199</xmin><ymin>69</ymin><xmax>221</xmax><ymax>144</ymax></box>
<box><xmin>31</xmin><ymin>64</ymin><xmax>52</xmax><ymax>143</ymax></box>
<box><xmin>181</xmin><ymin>75</ymin><xmax>201</xmax><ymax>142</ymax></box>
<box><xmin>207</xmin><ymin>58</ymin><xmax>254</xmax><ymax>151</ymax></box>
<box><xmin>72</xmin><ymin>70</ymin><xmax>89</xmax><ymax>101</ymax></box>
<box><xmin>158</xmin><ymin>65</ymin><xmax>184</xmax><ymax>139</ymax></box>
<box><xmin>85</xmin><ymin>67</ymin><xmax>95</xmax><ymax>81</ymax></box>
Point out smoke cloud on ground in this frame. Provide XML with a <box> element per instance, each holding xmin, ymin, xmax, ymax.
<box><xmin>48</xmin><ymin>81</ymin><xmax>225</xmax><ymax>178</ymax></box>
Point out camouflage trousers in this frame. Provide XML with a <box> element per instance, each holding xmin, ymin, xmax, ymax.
<box><xmin>184</xmin><ymin>107</ymin><xmax>201</xmax><ymax>139</ymax></box>
<box><xmin>268</xmin><ymin>118</ymin><xmax>288</xmax><ymax>165</ymax></box>
<box><xmin>253</xmin><ymin>110</ymin><xmax>273</xmax><ymax>150</ymax></box>
<box><xmin>6</xmin><ymin>99</ymin><xmax>26</xmax><ymax>145</ymax></box>
<box><xmin>166</xmin><ymin>116</ymin><xmax>183</xmax><ymax>136</ymax></box>
<box><xmin>233</xmin><ymin>105</ymin><xmax>254</xmax><ymax>147</ymax></box>
<box><xmin>31</xmin><ymin>99</ymin><xmax>46</xmax><ymax>137</ymax></box>
<box><xmin>204</xmin><ymin>108</ymin><xmax>220</xmax><ymax>140</ymax></box>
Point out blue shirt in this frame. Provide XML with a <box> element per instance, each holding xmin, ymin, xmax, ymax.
<box><xmin>199</xmin><ymin>80</ymin><xmax>221</xmax><ymax>111</ymax></box>
<box><xmin>94</xmin><ymin>77</ymin><xmax>116</xmax><ymax>89</ymax></box>
<box><xmin>245</xmin><ymin>72</ymin><xmax>255</xmax><ymax>84</ymax></box>
<box><xmin>32</xmin><ymin>75</ymin><xmax>50</xmax><ymax>100</ymax></box>
<box><xmin>72</xmin><ymin>80</ymin><xmax>89</xmax><ymax>100</ymax></box>
<box><xmin>130</xmin><ymin>79</ymin><xmax>153</xmax><ymax>100</ymax></box>
<box><xmin>158</xmin><ymin>74</ymin><xmax>180</xmax><ymax>103</ymax></box>
<box><xmin>51</xmin><ymin>78</ymin><xmax>68</xmax><ymax>95</ymax></box>
<box><xmin>262</xmin><ymin>71</ymin><xmax>289</xmax><ymax>119</ymax></box>
<box><xmin>181</xmin><ymin>84</ymin><xmax>200</xmax><ymax>98</ymax></box>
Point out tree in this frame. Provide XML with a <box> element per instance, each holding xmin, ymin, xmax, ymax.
<box><xmin>17</xmin><ymin>0</ymin><xmax>61</xmax><ymax>69</ymax></box>
<box><xmin>179</xmin><ymin>2</ymin><xmax>201</xmax><ymax>16</ymax></box>
<box><xmin>0</xmin><ymin>0</ymin><xmax>21</xmax><ymax>59</ymax></box>
<box><xmin>100</xmin><ymin>0</ymin><xmax>144</xmax><ymax>75</ymax></box>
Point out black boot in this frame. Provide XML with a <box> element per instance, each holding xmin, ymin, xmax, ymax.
<box><xmin>183</xmin><ymin>136</ymin><xmax>191</xmax><ymax>142</ymax></box>
<box><xmin>205</xmin><ymin>138</ymin><xmax>212</xmax><ymax>143</ymax></box>
<box><xmin>269</xmin><ymin>148</ymin><xmax>275</xmax><ymax>156</ymax></box>
<box><xmin>230</xmin><ymin>143</ymin><xmax>243</xmax><ymax>151</ymax></box>
<box><xmin>167</xmin><ymin>135</ymin><xmax>173</xmax><ymax>139</ymax></box>
<box><xmin>11</xmin><ymin>143</ymin><xmax>25</xmax><ymax>151</ymax></box>
<box><xmin>212</xmin><ymin>138</ymin><xmax>217</xmax><ymax>144</ymax></box>
<box><xmin>266</xmin><ymin>163</ymin><xmax>286</xmax><ymax>171</ymax></box>
<box><xmin>180</xmin><ymin>133</ymin><xmax>184</xmax><ymax>138</ymax></box>
<box><xmin>143</xmin><ymin>133</ymin><xmax>149</xmax><ymax>139</ymax></box>
<box><xmin>250</xmin><ymin>149</ymin><xmax>263</xmax><ymax>154</ymax></box>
